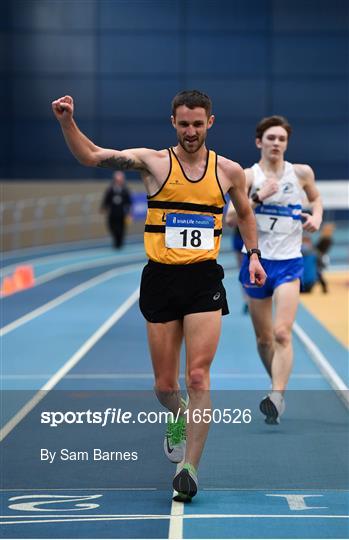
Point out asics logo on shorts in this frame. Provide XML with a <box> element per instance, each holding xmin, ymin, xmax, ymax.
<box><xmin>213</xmin><ymin>292</ymin><xmax>221</xmax><ymax>300</ymax></box>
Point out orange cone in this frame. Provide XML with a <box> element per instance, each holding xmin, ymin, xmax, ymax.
<box><xmin>1</xmin><ymin>276</ymin><xmax>16</xmax><ymax>296</ymax></box>
<box><xmin>13</xmin><ymin>269</ymin><xmax>25</xmax><ymax>291</ymax></box>
<box><xmin>14</xmin><ymin>265</ymin><xmax>35</xmax><ymax>289</ymax></box>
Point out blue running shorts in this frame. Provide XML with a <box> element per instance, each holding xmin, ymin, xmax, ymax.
<box><xmin>239</xmin><ymin>256</ymin><xmax>304</xmax><ymax>299</ymax></box>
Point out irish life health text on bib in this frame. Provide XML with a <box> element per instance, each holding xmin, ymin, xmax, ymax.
<box><xmin>255</xmin><ymin>204</ymin><xmax>302</xmax><ymax>234</ymax></box>
<box><xmin>165</xmin><ymin>213</ymin><xmax>214</xmax><ymax>250</ymax></box>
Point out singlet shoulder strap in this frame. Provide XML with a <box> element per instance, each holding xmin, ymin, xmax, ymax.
<box><xmin>147</xmin><ymin>148</ymin><xmax>172</xmax><ymax>200</ymax></box>
<box><xmin>251</xmin><ymin>163</ymin><xmax>263</xmax><ymax>183</ymax></box>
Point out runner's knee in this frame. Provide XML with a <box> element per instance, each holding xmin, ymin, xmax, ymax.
<box><xmin>154</xmin><ymin>380</ymin><xmax>178</xmax><ymax>394</ymax></box>
<box><xmin>274</xmin><ymin>325</ymin><xmax>291</xmax><ymax>347</ymax></box>
<box><xmin>187</xmin><ymin>367</ymin><xmax>209</xmax><ymax>391</ymax></box>
<box><xmin>256</xmin><ymin>335</ymin><xmax>273</xmax><ymax>350</ymax></box>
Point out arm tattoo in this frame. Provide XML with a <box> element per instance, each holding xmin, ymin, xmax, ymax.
<box><xmin>97</xmin><ymin>156</ymin><xmax>136</xmax><ymax>170</ymax></box>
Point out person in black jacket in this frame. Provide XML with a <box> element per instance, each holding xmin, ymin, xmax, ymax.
<box><xmin>315</xmin><ymin>222</ymin><xmax>335</xmax><ymax>293</ymax></box>
<box><xmin>101</xmin><ymin>171</ymin><xmax>132</xmax><ymax>248</ymax></box>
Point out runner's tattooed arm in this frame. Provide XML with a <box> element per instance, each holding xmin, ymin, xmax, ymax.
<box><xmin>52</xmin><ymin>95</ymin><xmax>148</xmax><ymax>171</ymax></box>
<box><xmin>97</xmin><ymin>156</ymin><xmax>136</xmax><ymax>170</ymax></box>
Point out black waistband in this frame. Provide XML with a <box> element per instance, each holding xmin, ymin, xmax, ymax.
<box><xmin>147</xmin><ymin>259</ymin><xmax>218</xmax><ymax>270</ymax></box>
<box><xmin>147</xmin><ymin>200</ymin><xmax>224</xmax><ymax>214</ymax></box>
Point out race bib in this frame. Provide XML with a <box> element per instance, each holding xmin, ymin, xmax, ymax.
<box><xmin>165</xmin><ymin>213</ymin><xmax>214</xmax><ymax>250</ymax></box>
<box><xmin>255</xmin><ymin>205</ymin><xmax>301</xmax><ymax>234</ymax></box>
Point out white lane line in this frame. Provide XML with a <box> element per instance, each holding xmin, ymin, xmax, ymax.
<box><xmin>1</xmin><ymin>514</ymin><xmax>348</xmax><ymax>525</ymax></box>
<box><xmin>0</xmin><ymin>288</ymin><xmax>140</xmax><ymax>442</ymax></box>
<box><xmin>1</xmin><ymin>373</ymin><xmax>154</xmax><ymax>380</ymax></box>
<box><xmin>1</xmin><ymin>248</ymin><xmax>113</xmax><ymax>275</ymax></box>
<box><xmin>168</xmin><ymin>464</ymin><xmax>184</xmax><ymax>539</ymax></box>
<box><xmin>328</xmin><ymin>264</ymin><xmax>349</xmax><ymax>271</ymax></box>
<box><xmin>293</xmin><ymin>322</ymin><xmax>349</xmax><ymax>408</ymax></box>
<box><xmin>2</xmin><ymin>487</ymin><xmax>347</xmax><ymax>492</ymax></box>
<box><xmin>202</xmin><ymin>488</ymin><xmax>349</xmax><ymax>491</ymax></box>
<box><xmin>0</xmin><ymin>250</ymin><xmax>145</xmax><ymax>298</ymax></box>
<box><xmin>1</xmin><ymin>488</ymin><xmax>156</xmax><ymax>492</ymax></box>
<box><xmin>168</xmin><ymin>501</ymin><xmax>183</xmax><ymax>539</ymax></box>
<box><xmin>1</xmin><ymin>244</ymin><xmax>144</xmax><ymax>274</ymax></box>
<box><xmin>223</xmin><ymin>270</ymin><xmax>238</xmax><ymax>277</ymax></box>
<box><xmin>33</xmin><ymin>251</ymin><xmax>145</xmax><ymax>287</ymax></box>
<box><xmin>1</xmin><ymin>373</ymin><xmax>324</xmax><ymax>380</ymax></box>
<box><xmin>0</xmin><ymin>238</ymin><xmax>111</xmax><ymax>261</ymax></box>
<box><xmin>0</xmin><ymin>263</ymin><xmax>141</xmax><ymax>336</ymax></box>
<box><xmin>1</xmin><ymin>236</ymin><xmax>144</xmax><ymax>262</ymax></box>
<box><xmin>1</xmin><ymin>513</ymin><xmax>348</xmax><ymax>519</ymax></box>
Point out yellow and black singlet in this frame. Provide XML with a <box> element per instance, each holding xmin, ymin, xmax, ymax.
<box><xmin>144</xmin><ymin>147</ymin><xmax>226</xmax><ymax>264</ymax></box>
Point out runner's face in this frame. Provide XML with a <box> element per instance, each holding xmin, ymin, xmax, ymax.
<box><xmin>172</xmin><ymin>106</ymin><xmax>214</xmax><ymax>153</ymax></box>
<box><xmin>256</xmin><ymin>126</ymin><xmax>288</xmax><ymax>161</ymax></box>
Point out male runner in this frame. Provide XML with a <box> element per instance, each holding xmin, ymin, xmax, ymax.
<box><xmin>239</xmin><ymin>115</ymin><xmax>323</xmax><ymax>424</ymax></box>
<box><xmin>52</xmin><ymin>90</ymin><xmax>266</xmax><ymax>501</ymax></box>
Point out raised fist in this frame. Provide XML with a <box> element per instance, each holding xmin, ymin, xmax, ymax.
<box><xmin>52</xmin><ymin>95</ymin><xmax>74</xmax><ymax>122</ymax></box>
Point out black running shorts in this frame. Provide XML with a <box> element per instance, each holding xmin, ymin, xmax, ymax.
<box><xmin>139</xmin><ymin>259</ymin><xmax>229</xmax><ymax>323</ymax></box>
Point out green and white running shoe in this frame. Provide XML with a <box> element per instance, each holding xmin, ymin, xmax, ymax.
<box><xmin>164</xmin><ymin>415</ymin><xmax>186</xmax><ymax>463</ymax></box>
<box><xmin>173</xmin><ymin>463</ymin><xmax>198</xmax><ymax>502</ymax></box>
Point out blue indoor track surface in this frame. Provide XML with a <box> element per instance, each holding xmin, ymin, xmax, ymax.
<box><xmin>1</xmin><ymin>235</ymin><xmax>348</xmax><ymax>539</ymax></box>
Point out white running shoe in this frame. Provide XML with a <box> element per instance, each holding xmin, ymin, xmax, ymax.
<box><xmin>260</xmin><ymin>391</ymin><xmax>285</xmax><ymax>424</ymax></box>
<box><xmin>164</xmin><ymin>416</ymin><xmax>186</xmax><ymax>463</ymax></box>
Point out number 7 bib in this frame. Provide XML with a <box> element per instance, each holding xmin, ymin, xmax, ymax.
<box><xmin>165</xmin><ymin>213</ymin><xmax>214</xmax><ymax>250</ymax></box>
<box><xmin>255</xmin><ymin>204</ymin><xmax>301</xmax><ymax>233</ymax></box>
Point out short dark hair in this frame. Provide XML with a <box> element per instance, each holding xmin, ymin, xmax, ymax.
<box><xmin>256</xmin><ymin>115</ymin><xmax>292</xmax><ymax>140</ymax></box>
<box><xmin>172</xmin><ymin>90</ymin><xmax>212</xmax><ymax>117</ymax></box>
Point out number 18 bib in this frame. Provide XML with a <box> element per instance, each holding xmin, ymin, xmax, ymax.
<box><xmin>165</xmin><ymin>213</ymin><xmax>214</xmax><ymax>250</ymax></box>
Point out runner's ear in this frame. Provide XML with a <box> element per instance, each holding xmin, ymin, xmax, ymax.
<box><xmin>207</xmin><ymin>115</ymin><xmax>215</xmax><ymax>129</ymax></box>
